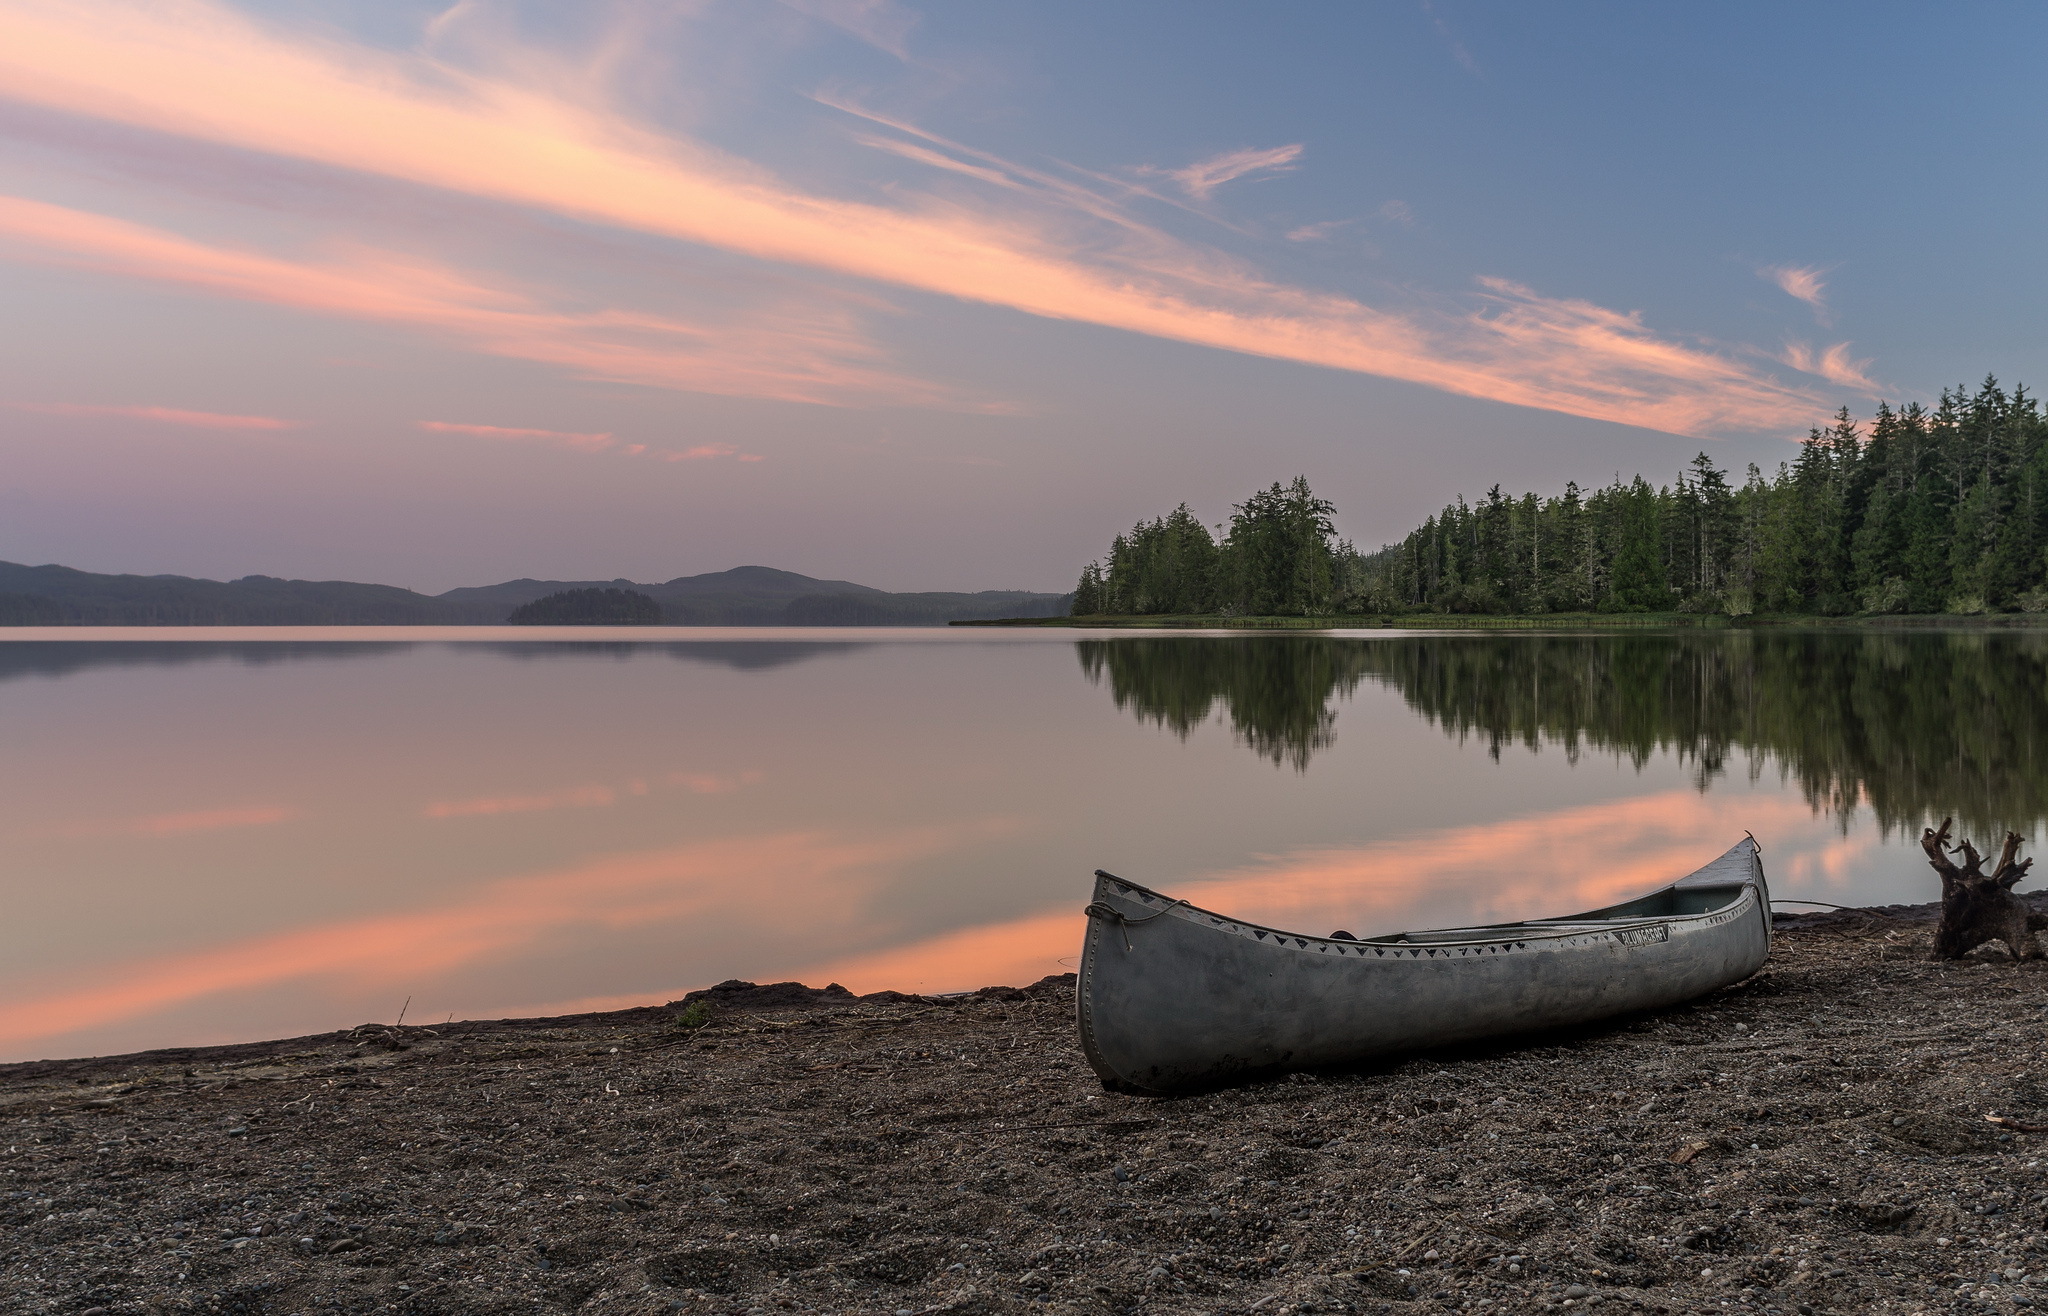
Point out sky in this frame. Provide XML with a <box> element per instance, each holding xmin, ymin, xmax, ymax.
<box><xmin>0</xmin><ymin>1</ymin><xmax>2044</xmax><ymax>594</ymax></box>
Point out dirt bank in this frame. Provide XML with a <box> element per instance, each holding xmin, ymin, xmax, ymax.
<box><xmin>6</xmin><ymin>901</ymin><xmax>2048</xmax><ymax>1316</ymax></box>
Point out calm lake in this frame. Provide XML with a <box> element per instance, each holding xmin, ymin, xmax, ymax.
<box><xmin>3</xmin><ymin>625</ymin><xmax>2038</xmax><ymax>1063</ymax></box>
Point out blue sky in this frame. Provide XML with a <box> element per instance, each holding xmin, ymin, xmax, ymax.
<box><xmin>0</xmin><ymin>0</ymin><xmax>2041</xmax><ymax>591</ymax></box>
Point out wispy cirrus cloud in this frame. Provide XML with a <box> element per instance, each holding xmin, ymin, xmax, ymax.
<box><xmin>671</xmin><ymin>768</ymin><xmax>766</xmax><ymax>794</ymax></box>
<box><xmin>12</xmin><ymin>401</ymin><xmax>299</xmax><ymax>430</ymax></box>
<box><xmin>1778</xmin><ymin>340</ymin><xmax>1879</xmax><ymax>393</ymax></box>
<box><xmin>133</xmin><ymin>805</ymin><xmax>300</xmax><ymax>836</ymax></box>
<box><xmin>417</xmin><ymin>420</ymin><xmax>614</xmax><ymax>451</ymax></box>
<box><xmin>47</xmin><ymin>804</ymin><xmax>302</xmax><ymax>840</ymax></box>
<box><xmin>1763</xmin><ymin>264</ymin><xmax>1831</xmax><ymax>323</ymax></box>
<box><xmin>778</xmin><ymin>0</ymin><xmax>918</xmax><ymax>60</ymax></box>
<box><xmin>666</xmin><ymin>443</ymin><xmax>764</xmax><ymax>463</ymax></box>
<box><xmin>1422</xmin><ymin>0</ymin><xmax>1480</xmax><ymax>76</ymax></box>
<box><xmin>416</xmin><ymin>420</ymin><xmax>762</xmax><ymax>463</ymax></box>
<box><xmin>855</xmin><ymin>133</ymin><xmax>1017</xmax><ymax>189</ymax></box>
<box><xmin>1150</xmin><ymin>144</ymin><xmax>1304</xmax><ymax>200</ymax></box>
<box><xmin>0</xmin><ymin>0</ymin><xmax>1831</xmax><ymax>435</ymax></box>
<box><xmin>0</xmin><ymin>195</ymin><xmax>963</xmax><ymax>409</ymax></box>
<box><xmin>424</xmin><ymin>783</ymin><xmax>617</xmax><ymax>819</ymax></box>
<box><xmin>1285</xmin><ymin>219</ymin><xmax>1351</xmax><ymax>243</ymax></box>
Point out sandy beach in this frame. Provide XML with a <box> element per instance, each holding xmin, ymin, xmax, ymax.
<box><xmin>5</xmin><ymin>900</ymin><xmax>2047</xmax><ymax>1316</ymax></box>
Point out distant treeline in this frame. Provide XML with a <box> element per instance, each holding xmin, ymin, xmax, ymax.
<box><xmin>1074</xmin><ymin>378</ymin><xmax>2048</xmax><ymax>618</ymax></box>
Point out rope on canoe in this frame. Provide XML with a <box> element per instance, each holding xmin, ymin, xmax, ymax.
<box><xmin>1084</xmin><ymin>889</ymin><xmax>1189</xmax><ymax>952</ymax></box>
<box><xmin>1770</xmin><ymin>899</ymin><xmax>1854</xmax><ymax>909</ymax></box>
<box><xmin>1769</xmin><ymin>899</ymin><xmax>1906</xmax><ymax>918</ymax></box>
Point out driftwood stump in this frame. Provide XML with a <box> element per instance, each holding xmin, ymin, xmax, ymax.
<box><xmin>1921</xmin><ymin>816</ymin><xmax>2047</xmax><ymax>960</ymax></box>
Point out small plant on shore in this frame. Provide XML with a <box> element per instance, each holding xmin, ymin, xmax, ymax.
<box><xmin>672</xmin><ymin>1000</ymin><xmax>714</xmax><ymax>1030</ymax></box>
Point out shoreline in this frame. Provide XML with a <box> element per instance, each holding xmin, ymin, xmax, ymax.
<box><xmin>0</xmin><ymin>897</ymin><xmax>1967</xmax><ymax>1083</ymax></box>
<box><xmin>8</xmin><ymin>894</ymin><xmax>2048</xmax><ymax>1315</ymax></box>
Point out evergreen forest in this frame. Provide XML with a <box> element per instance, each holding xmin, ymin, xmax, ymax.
<box><xmin>1073</xmin><ymin>378</ymin><xmax>2048</xmax><ymax>617</ymax></box>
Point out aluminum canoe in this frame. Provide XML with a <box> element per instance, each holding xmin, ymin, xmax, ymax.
<box><xmin>1077</xmin><ymin>836</ymin><xmax>1770</xmax><ymax>1095</ymax></box>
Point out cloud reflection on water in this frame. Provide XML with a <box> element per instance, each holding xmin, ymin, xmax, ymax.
<box><xmin>772</xmin><ymin>789</ymin><xmax>1834</xmax><ymax>997</ymax></box>
<box><xmin>0</xmin><ymin>823</ymin><xmax>1007</xmax><ymax>1056</ymax></box>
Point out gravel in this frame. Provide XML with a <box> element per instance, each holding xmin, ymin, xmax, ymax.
<box><xmin>6</xmin><ymin>901</ymin><xmax>2048</xmax><ymax>1314</ymax></box>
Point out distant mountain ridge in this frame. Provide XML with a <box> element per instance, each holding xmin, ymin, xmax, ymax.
<box><xmin>0</xmin><ymin>561</ymin><xmax>1069</xmax><ymax>626</ymax></box>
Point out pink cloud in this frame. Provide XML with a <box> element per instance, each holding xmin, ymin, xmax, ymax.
<box><xmin>1152</xmin><ymin>144</ymin><xmax>1304</xmax><ymax>200</ymax></box>
<box><xmin>778</xmin><ymin>0</ymin><xmax>918</xmax><ymax>60</ymax></box>
<box><xmin>13</xmin><ymin>401</ymin><xmax>298</xmax><ymax>430</ymax></box>
<box><xmin>47</xmin><ymin>804</ymin><xmax>303</xmax><ymax>839</ymax></box>
<box><xmin>0</xmin><ymin>0</ymin><xmax>1830</xmax><ymax>435</ymax></box>
<box><xmin>0</xmin><ymin>195</ymin><xmax>975</xmax><ymax>409</ymax></box>
<box><xmin>133</xmin><ymin>805</ymin><xmax>300</xmax><ymax>837</ymax></box>
<box><xmin>423</xmin><ymin>784</ymin><xmax>617</xmax><ymax>819</ymax></box>
<box><xmin>416</xmin><ymin>421</ymin><xmax>762</xmax><ymax>463</ymax></box>
<box><xmin>856</xmin><ymin>134</ymin><xmax>1018</xmax><ymax>189</ymax></box>
<box><xmin>417</xmin><ymin>420</ymin><xmax>614</xmax><ymax>452</ymax></box>
<box><xmin>661</xmin><ymin>443</ymin><xmax>762</xmax><ymax>462</ymax></box>
<box><xmin>1779</xmin><ymin>341</ymin><xmax>1879</xmax><ymax>393</ymax></box>
<box><xmin>669</xmin><ymin>769</ymin><xmax>766</xmax><ymax>794</ymax></box>
<box><xmin>1285</xmin><ymin>219</ymin><xmax>1351</xmax><ymax>243</ymax></box>
<box><xmin>1764</xmin><ymin>264</ymin><xmax>1831</xmax><ymax>323</ymax></box>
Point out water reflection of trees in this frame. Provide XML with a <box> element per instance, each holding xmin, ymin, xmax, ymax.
<box><xmin>0</xmin><ymin>641</ymin><xmax>413</xmax><ymax>685</ymax></box>
<box><xmin>1078</xmin><ymin>638</ymin><xmax>1373</xmax><ymax>770</ymax></box>
<box><xmin>0</xmin><ymin>639</ymin><xmax>868</xmax><ymax>686</ymax></box>
<box><xmin>1079</xmin><ymin>631</ymin><xmax>2048</xmax><ymax>835</ymax></box>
